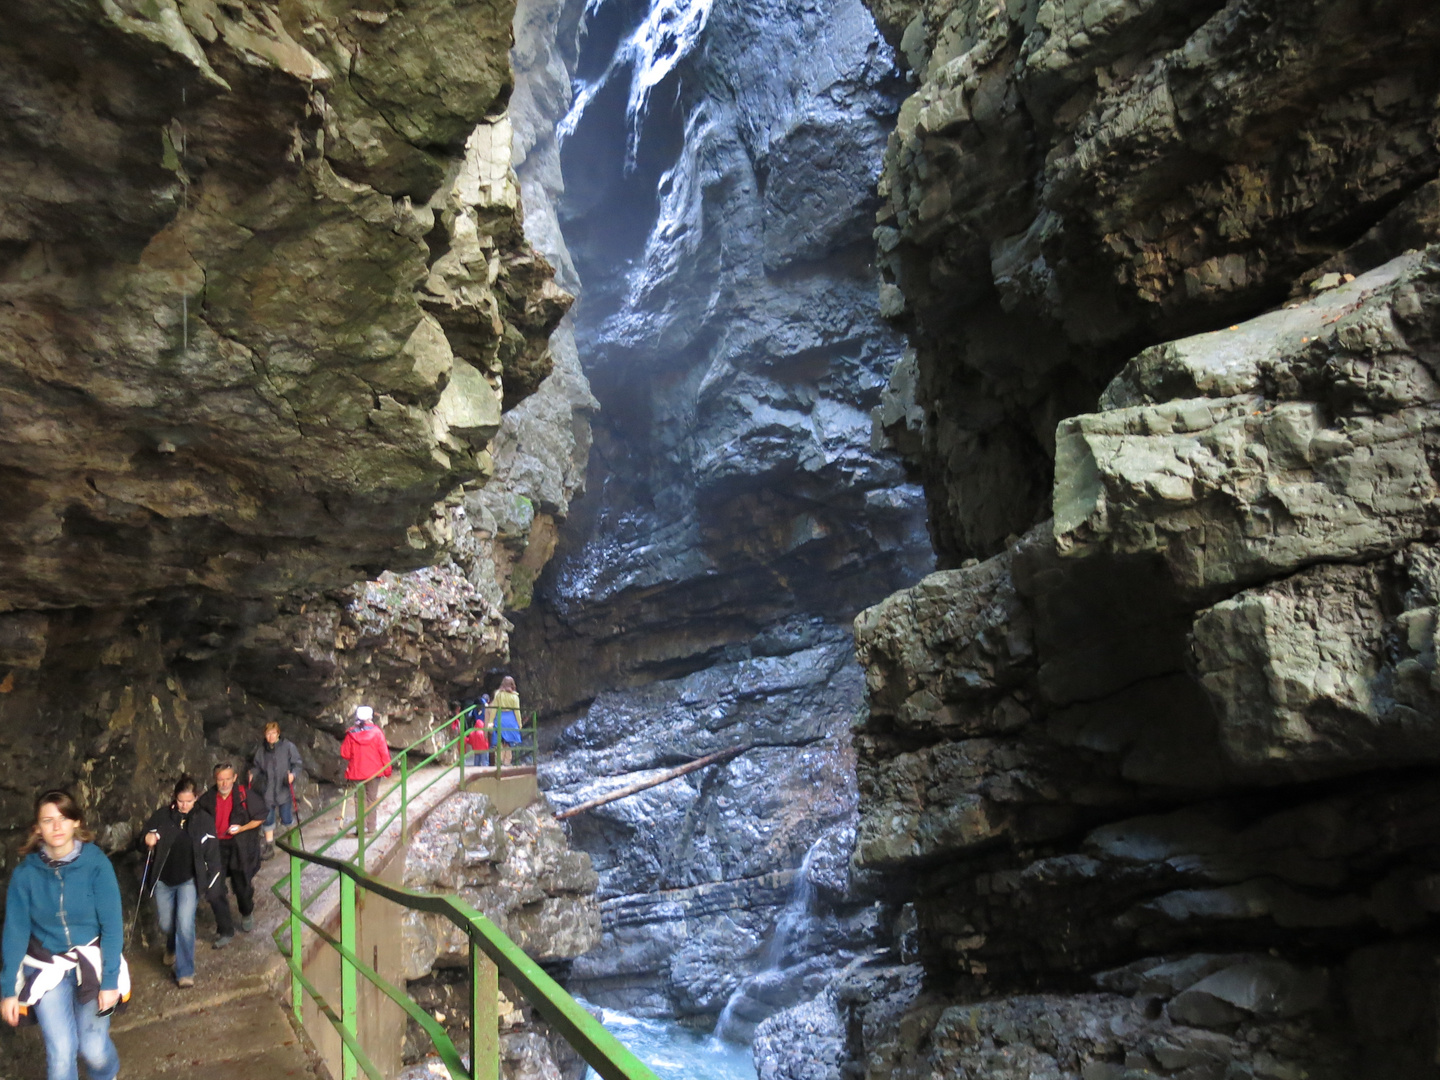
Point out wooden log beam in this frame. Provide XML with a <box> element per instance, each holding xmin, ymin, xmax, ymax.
<box><xmin>554</xmin><ymin>744</ymin><xmax>752</xmax><ymax>821</ymax></box>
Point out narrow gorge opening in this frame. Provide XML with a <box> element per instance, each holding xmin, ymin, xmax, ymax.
<box><xmin>506</xmin><ymin>0</ymin><xmax>934</xmax><ymax>1063</ymax></box>
<box><xmin>2</xmin><ymin>0</ymin><xmax>1440</xmax><ymax>1079</ymax></box>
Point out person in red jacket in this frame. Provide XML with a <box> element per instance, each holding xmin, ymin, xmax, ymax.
<box><xmin>339</xmin><ymin>706</ymin><xmax>392</xmax><ymax>833</ymax></box>
<box><xmin>465</xmin><ymin>695</ymin><xmax>491</xmax><ymax>769</ymax></box>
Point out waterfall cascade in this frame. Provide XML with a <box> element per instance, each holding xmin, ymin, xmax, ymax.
<box><xmin>711</xmin><ymin>842</ymin><xmax>820</xmax><ymax>1044</ymax></box>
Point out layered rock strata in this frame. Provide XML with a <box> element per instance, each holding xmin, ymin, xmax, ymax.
<box><xmin>824</xmin><ymin>249</ymin><xmax>1440</xmax><ymax>1078</ymax></box>
<box><xmin>506</xmin><ymin>0</ymin><xmax>936</xmax><ymax>1027</ymax></box>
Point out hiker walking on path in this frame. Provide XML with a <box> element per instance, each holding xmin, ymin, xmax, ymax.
<box><xmin>196</xmin><ymin>764</ymin><xmax>266</xmax><ymax>949</ymax></box>
<box><xmin>138</xmin><ymin>776</ymin><xmax>221</xmax><ymax>989</ymax></box>
<box><xmin>2</xmin><ymin>789</ymin><xmax>127</xmax><ymax>1080</ymax></box>
<box><xmin>250</xmin><ymin>721</ymin><xmax>304</xmax><ymax>860</ymax></box>
<box><xmin>490</xmin><ymin>676</ymin><xmax>523</xmax><ymax>766</ymax></box>
<box><xmin>467</xmin><ymin>694</ymin><xmax>492</xmax><ymax>768</ymax></box>
<box><xmin>340</xmin><ymin>705</ymin><xmax>392</xmax><ymax>832</ymax></box>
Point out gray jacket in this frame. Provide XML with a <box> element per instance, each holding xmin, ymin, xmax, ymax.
<box><xmin>251</xmin><ymin>738</ymin><xmax>304</xmax><ymax>807</ymax></box>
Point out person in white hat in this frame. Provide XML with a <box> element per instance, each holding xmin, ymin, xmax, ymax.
<box><xmin>339</xmin><ymin>706</ymin><xmax>391</xmax><ymax>833</ymax></box>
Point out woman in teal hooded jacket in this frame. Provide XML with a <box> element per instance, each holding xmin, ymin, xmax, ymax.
<box><xmin>1</xmin><ymin>789</ymin><xmax>123</xmax><ymax>1080</ymax></box>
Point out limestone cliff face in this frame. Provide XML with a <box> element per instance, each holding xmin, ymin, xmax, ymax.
<box><xmin>504</xmin><ymin>0</ymin><xmax>936</xmax><ymax>1029</ymax></box>
<box><xmin>826</xmin><ymin>252</ymin><xmax>1440</xmax><ymax>1080</ymax></box>
<box><xmin>786</xmin><ymin>2</ymin><xmax>1440</xmax><ymax>1077</ymax></box>
<box><xmin>401</xmin><ymin>792</ymin><xmax>602</xmax><ymax>975</ymax></box>
<box><xmin>865</xmin><ymin>0</ymin><xmax>1440</xmax><ymax>564</ymax></box>
<box><xmin>0</xmin><ymin>0</ymin><xmax>576</xmax><ymax>856</ymax></box>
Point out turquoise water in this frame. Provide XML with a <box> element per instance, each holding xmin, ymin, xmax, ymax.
<box><xmin>582</xmin><ymin>1004</ymin><xmax>756</xmax><ymax>1080</ymax></box>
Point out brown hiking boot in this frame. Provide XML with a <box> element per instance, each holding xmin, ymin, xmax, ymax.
<box><xmin>176</xmin><ymin>976</ymin><xmax>194</xmax><ymax>988</ymax></box>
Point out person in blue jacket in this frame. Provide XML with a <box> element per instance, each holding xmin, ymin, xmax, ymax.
<box><xmin>1</xmin><ymin>789</ymin><xmax>124</xmax><ymax>1080</ymax></box>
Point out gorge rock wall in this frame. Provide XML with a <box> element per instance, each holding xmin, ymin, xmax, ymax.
<box><xmin>866</xmin><ymin>0</ymin><xmax>1440</xmax><ymax>564</ymax></box>
<box><xmin>0</xmin><ymin>0</ymin><xmax>583</xmax><ymax>866</ymax></box>
<box><xmin>399</xmin><ymin>792</ymin><xmax>602</xmax><ymax>1080</ymax></box>
<box><xmin>788</xmin><ymin>2</ymin><xmax>1440</xmax><ymax>1077</ymax></box>
<box><xmin>507</xmin><ymin>0</ymin><xmax>936</xmax><ymax>1029</ymax></box>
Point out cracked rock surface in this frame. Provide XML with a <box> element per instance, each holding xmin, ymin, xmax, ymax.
<box><xmin>813</xmin><ymin>1</ymin><xmax>1440</xmax><ymax>1076</ymax></box>
<box><xmin>0</xmin><ymin>0</ymin><xmax>581</xmax><ymax>888</ymax></box>
<box><xmin>866</xmin><ymin>0</ymin><xmax>1440</xmax><ymax>564</ymax></box>
<box><xmin>836</xmin><ymin>248</ymin><xmax>1440</xmax><ymax>1078</ymax></box>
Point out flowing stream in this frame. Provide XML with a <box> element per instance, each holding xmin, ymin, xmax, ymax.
<box><xmin>582</xmin><ymin>1003</ymin><xmax>756</xmax><ymax>1080</ymax></box>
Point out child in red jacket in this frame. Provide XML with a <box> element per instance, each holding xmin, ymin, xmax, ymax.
<box><xmin>465</xmin><ymin>695</ymin><xmax>491</xmax><ymax>768</ymax></box>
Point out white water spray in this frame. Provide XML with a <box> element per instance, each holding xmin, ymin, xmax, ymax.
<box><xmin>558</xmin><ymin>0</ymin><xmax>716</xmax><ymax>169</ymax></box>
<box><xmin>711</xmin><ymin>842</ymin><xmax>820</xmax><ymax>1045</ymax></box>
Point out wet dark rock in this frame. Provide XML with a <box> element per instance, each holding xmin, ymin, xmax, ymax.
<box><xmin>508</xmin><ymin>0</ymin><xmax>934</xmax><ymax>1035</ymax></box>
<box><xmin>1165</xmin><ymin>959</ymin><xmax>1329</xmax><ymax>1029</ymax></box>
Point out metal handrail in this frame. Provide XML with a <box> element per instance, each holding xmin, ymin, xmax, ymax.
<box><xmin>270</xmin><ymin>707</ymin><xmax>654</xmax><ymax>1080</ymax></box>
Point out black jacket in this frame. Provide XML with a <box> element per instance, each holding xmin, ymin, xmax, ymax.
<box><xmin>138</xmin><ymin>803</ymin><xmax>224</xmax><ymax>901</ymax></box>
<box><xmin>196</xmin><ymin>784</ymin><xmax>268</xmax><ymax>879</ymax></box>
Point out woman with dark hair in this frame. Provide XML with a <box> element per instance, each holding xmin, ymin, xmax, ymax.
<box><xmin>139</xmin><ymin>775</ymin><xmax>222</xmax><ymax>988</ymax></box>
<box><xmin>1</xmin><ymin>789</ymin><xmax>126</xmax><ymax>1080</ymax></box>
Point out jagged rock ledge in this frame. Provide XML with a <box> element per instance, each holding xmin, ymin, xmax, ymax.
<box><xmin>865</xmin><ymin>0</ymin><xmax>1440</xmax><ymax>564</ymax></box>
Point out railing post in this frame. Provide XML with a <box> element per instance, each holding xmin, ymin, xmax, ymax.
<box><xmin>400</xmin><ymin>752</ymin><xmax>409</xmax><ymax>843</ymax></box>
<box><xmin>356</xmin><ymin>784</ymin><xmax>366</xmax><ymax>873</ymax></box>
<box><xmin>470</xmin><ymin>937</ymin><xmax>499</xmax><ymax>1080</ymax></box>
<box><xmin>290</xmin><ymin>849</ymin><xmax>303</xmax><ymax>1021</ymax></box>
<box><xmin>340</xmin><ymin>874</ymin><xmax>359</xmax><ymax>1080</ymax></box>
<box><xmin>531</xmin><ymin>711</ymin><xmax>538</xmax><ymax>768</ymax></box>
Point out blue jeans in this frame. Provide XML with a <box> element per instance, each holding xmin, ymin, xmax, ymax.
<box><xmin>154</xmin><ymin>878</ymin><xmax>197</xmax><ymax>978</ymax></box>
<box><xmin>263</xmin><ymin>800</ymin><xmax>295</xmax><ymax>830</ymax></box>
<box><xmin>468</xmin><ymin>752</ymin><xmax>491</xmax><ymax>766</ymax></box>
<box><xmin>32</xmin><ymin>971</ymin><xmax>120</xmax><ymax>1080</ymax></box>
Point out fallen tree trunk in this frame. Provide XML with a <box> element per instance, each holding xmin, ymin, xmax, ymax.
<box><xmin>554</xmin><ymin>744</ymin><xmax>752</xmax><ymax>820</ymax></box>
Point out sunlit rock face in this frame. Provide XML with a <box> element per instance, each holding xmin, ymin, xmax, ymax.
<box><xmin>507</xmin><ymin>0</ymin><xmax>934</xmax><ymax>1028</ymax></box>
<box><xmin>0</xmin><ymin>0</ymin><xmax>573</xmax><ymax>858</ymax></box>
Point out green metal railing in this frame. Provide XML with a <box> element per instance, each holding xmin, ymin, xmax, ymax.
<box><xmin>271</xmin><ymin>707</ymin><xmax>655</xmax><ymax>1080</ymax></box>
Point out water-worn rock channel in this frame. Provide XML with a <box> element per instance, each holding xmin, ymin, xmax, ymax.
<box><xmin>3</xmin><ymin>0</ymin><xmax>1440</xmax><ymax>1078</ymax></box>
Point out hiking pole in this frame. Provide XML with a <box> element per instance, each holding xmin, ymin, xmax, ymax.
<box><xmin>125</xmin><ymin>846</ymin><xmax>155</xmax><ymax>954</ymax></box>
<box><xmin>289</xmin><ymin>777</ymin><xmax>305</xmax><ymax>849</ymax></box>
<box><xmin>124</xmin><ymin>840</ymin><xmax>170</xmax><ymax>959</ymax></box>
